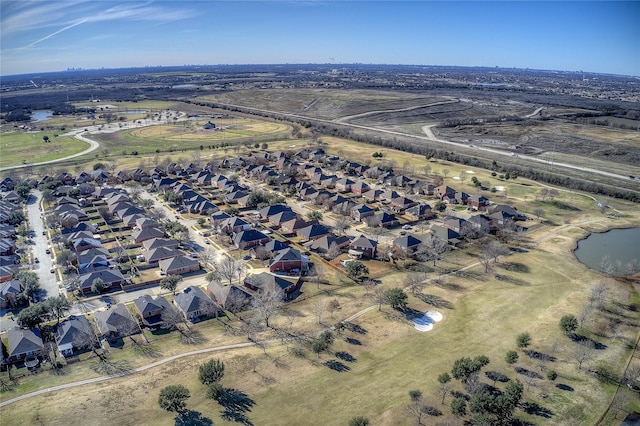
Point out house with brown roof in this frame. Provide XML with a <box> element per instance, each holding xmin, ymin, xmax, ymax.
<box><xmin>296</xmin><ymin>224</ymin><xmax>331</xmax><ymax>242</ymax></box>
<box><xmin>350</xmin><ymin>181</ymin><xmax>370</xmax><ymax>196</ymax></box>
<box><xmin>173</xmin><ymin>286</ymin><xmax>219</xmax><ymax>321</ymax></box>
<box><xmin>244</xmin><ymin>272</ymin><xmax>298</xmax><ymax>300</ymax></box>
<box><xmin>405</xmin><ymin>204</ymin><xmax>434</xmax><ymax>221</ymax></box>
<box><xmin>233</xmin><ymin>229</ymin><xmax>271</xmax><ymax>249</ymax></box>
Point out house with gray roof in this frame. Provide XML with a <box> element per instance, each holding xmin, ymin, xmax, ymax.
<box><xmin>134</xmin><ymin>295</ymin><xmax>172</xmax><ymax>327</ymax></box>
<box><xmin>94</xmin><ymin>303</ymin><xmax>138</xmax><ymax>339</ymax></box>
<box><xmin>6</xmin><ymin>327</ymin><xmax>44</xmax><ymax>363</ymax></box>
<box><xmin>206</xmin><ymin>282</ymin><xmax>253</xmax><ymax>313</ymax></box>
<box><xmin>173</xmin><ymin>286</ymin><xmax>220</xmax><ymax>321</ymax></box>
<box><xmin>56</xmin><ymin>315</ymin><xmax>94</xmax><ymax>356</ymax></box>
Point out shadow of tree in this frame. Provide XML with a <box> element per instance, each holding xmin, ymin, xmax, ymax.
<box><xmin>417</xmin><ymin>294</ymin><xmax>453</xmax><ymax>309</ymax></box>
<box><xmin>344</xmin><ymin>322</ymin><xmax>367</xmax><ymax>334</ymax></box>
<box><xmin>515</xmin><ymin>367</ymin><xmax>543</xmax><ymax>379</ymax></box>
<box><xmin>344</xmin><ymin>337</ymin><xmax>362</xmax><ymax>346</ymax></box>
<box><xmin>180</xmin><ymin>330</ymin><xmax>207</xmax><ymax>345</ymax></box>
<box><xmin>556</xmin><ymin>383</ymin><xmax>574</xmax><ymax>392</ymax></box>
<box><xmin>90</xmin><ymin>359</ymin><xmax>130</xmax><ymax>375</ymax></box>
<box><xmin>499</xmin><ymin>262</ymin><xmax>531</xmax><ymax>273</ymax></box>
<box><xmin>324</xmin><ymin>359</ymin><xmax>351</xmax><ymax>372</ymax></box>
<box><xmin>175</xmin><ymin>410</ymin><xmax>213</xmax><ymax>426</ymax></box>
<box><xmin>219</xmin><ymin>388</ymin><xmax>255</xmax><ymax>426</ymax></box>
<box><xmin>494</xmin><ymin>273</ymin><xmax>529</xmax><ymax>286</ymax></box>
<box><xmin>522</xmin><ymin>401</ymin><xmax>554</xmax><ymax>418</ymax></box>
<box><xmin>133</xmin><ymin>343</ymin><xmax>162</xmax><ymax>358</ymax></box>
<box><xmin>523</xmin><ymin>349</ymin><xmax>556</xmax><ymax>362</ymax></box>
<box><xmin>335</xmin><ymin>351</ymin><xmax>357</xmax><ymax>362</ymax></box>
<box><xmin>571</xmin><ymin>335</ymin><xmax>607</xmax><ymax>350</ymax></box>
<box><xmin>485</xmin><ymin>371</ymin><xmax>510</xmax><ymax>385</ymax></box>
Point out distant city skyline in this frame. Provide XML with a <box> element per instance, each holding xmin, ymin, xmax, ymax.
<box><xmin>1</xmin><ymin>1</ymin><xmax>639</xmax><ymax>77</ymax></box>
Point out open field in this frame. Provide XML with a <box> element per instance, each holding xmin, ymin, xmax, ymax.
<box><xmin>2</xmin><ymin>218</ymin><xmax>639</xmax><ymax>425</ymax></box>
<box><xmin>2</xmin><ymin>74</ymin><xmax>640</xmax><ymax>424</ymax></box>
<box><xmin>87</xmin><ymin>119</ymin><xmax>290</xmax><ymax>157</ymax></box>
<box><xmin>0</xmin><ymin>132</ymin><xmax>89</xmax><ymax>168</ymax></box>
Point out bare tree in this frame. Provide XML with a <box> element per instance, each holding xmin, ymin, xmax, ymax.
<box><xmin>362</xmin><ymin>279</ymin><xmax>376</xmax><ymax>295</ymax></box>
<box><xmin>313</xmin><ymin>301</ymin><xmax>324</xmax><ymax>325</ymax></box>
<box><xmin>214</xmin><ymin>256</ymin><xmax>246</xmax><ymax>285</ymax></box>
<box><xmin>415</xmin><ymin>236</ymin><xmax>449</xmax><ymax>267</ymax></box>
<box><xmin>326</xmin><ymin>299</ymin><xmax>341</xmax><ymax>319</ymax></box>
<box><xmin>251</xmin><ymin>286</ymin><xmax>284</xmax><ymax>328</ymax></box>
<box><xmin>405</xmin><ymin>273</ymin><xmax>425</xmax><ymax>296</ymax></box>
<box><xmin>533</xmin><ymin>208</ymin><xmax>544</xmax><ymax>219</ymax></box>
<box><xmin>476</xmin><ymin>238</ymin><xmax>508</xmax><ymax>273</ymax></box>
<box><xmin>334</xmin><ymin>216</ymin><xmax>351</xmax><ymax>236</ymax></box>
<box><xmin>572</xmin><ymin>340</ymin><xmax>596</xmax><ymax>370</ymax></box>
<box><xmin>589</xmin><ymin>281</ymin><xmax>609</xmax><ymax>311</ymax></box>
<box><xmin>372</xmin><ymin>286</ymin><xmax>386</xmax><ymax>311</ymax></box>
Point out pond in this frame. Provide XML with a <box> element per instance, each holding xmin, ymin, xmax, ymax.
<box><xmin>119</xmin><ymin>110</ymin><xmax>147</xmax><ymax>114</ymax></box>
<box><xmin>574</xmin><ymin>227</ymin><xmax>640</xmax><ymax>276</ymax></box>
<box><xmin>31</xmin><ymin>110</ymin><xmax>52</xmax><ymax>121</ymax></box>
<box><xmin>171</xmin><ymin>84</ymin><xmax>195</xmax><ymax>89</ymax></box>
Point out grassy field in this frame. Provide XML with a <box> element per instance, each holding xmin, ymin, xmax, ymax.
<box><xmin>2</xmin><ymin>107</ymin><xmax>639</xmax><ymax>425</ymax></box>
<box><xmin>2</xmin><ymin>211</ymin><xmax>638</xmax><ymax>425</ymax></box>
<box><xmin>0</xmin><ymin>132</ymin><xmax>89</xmax><ymax>168</ymax></box>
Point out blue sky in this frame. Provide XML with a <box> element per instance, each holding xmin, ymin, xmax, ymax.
<box><xmin>1</xmin><ymin>1</ymin><xmax>639</xmax><ymax>76</ymax></box>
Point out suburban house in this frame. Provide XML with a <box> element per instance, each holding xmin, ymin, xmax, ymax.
<box><xmin>145</xmin><ymin>247</ymin><xmax>183</xmax><ymax>264</ymax></box>
<box><xmin>268</xmin><ymin>210</ymin><xmax>298</xmax><ymax>228</ymax></box>
<box><xmin>72</xmin><ymin>237</ymin><xmax>102</xmax><ymax>253</ymax></box>
<box><xmin>434</xmin><ymin>185</ymin><xmax>457</xmax><ymax>201</ymax></box>
<box><xmin>349</xmin><ymin>235</ymin><xmax>377</xmax><ymax>259</ymax></box>
<box><xmin>405</xmin><ymin>203</ymin><xmax>434</xmax><ymax>221</ymax></box>
<box><xmin>269</xmin><ymin>247</ymin><xmax>307</xmax><ymax>273</ymax></box>
<box><xmin>390</xmin><ymin>196</ymin><xmax>418</xmax><ymax>213</ymax></box>
<box><xmin>351</xmin><ymin>204</ymin><xmax>375</xmax><ymax>222</ymax></box>
<box><xmin>252</xmin><ymin>239</ymin><xmax>289</xmax><ymax>258</ymax></box>
<box><xmin>173</xmin><ymin>286</ymin><xmax>219</xmax><ymax>321</ymax></box>
<box><xmin>131</xmin><ymin>227</ymin><xmax>165</xmax><ymax>244</ymax></box>
<box><xmin>56</xmin><ymin>315</ymin><xmax>94</xmax><ymax>356</ymax></box>
<box><xmin>159</xmin><ymin>255</ymin><xmax>200</xmax><ymax>275</ymax></box>
<box><xmin>306</xmin><ymin>235</ymin><xmax>350</xmax><ymax>254</ymax></box>
<box><xmin>335</xmin><ymin>178</ymin><xmax>355</xmax><ymax>193</ymax></box>
<box><xmin>206</xmin><ymin>282</ymin><xmax>253</xmax><ymax>313</ymax></box>
<box><xmin>468</xmin><ymin>194</ymin><xmax>490</xmax><ymax>210</ymax></box>
<box><xmin>94</xmin><ymin>304</ymin><xmax>138</xmax><ymax>339</ymax></box>
<box><xmin>0</xmin><ymin>279</ymin><xmax>21</xmax><ymax>308</ymax></box>
<box><xmin>6</xmin><ymin>327</ymin><xmax>44</xmax><ymax>363</ymax></box>
<box><xmin>296</xmin><ymin>224</ymin><xmax>331</xmax><ymax>241</ymax></box>
<box><xmin>218</xmin><ymin>216</ymin><xmax>250</xmax><ymax>234</ymax></box>
<box><xmin>393</xmin><ymin>234</ymin><xmax>423</xmax><ymax>256</ymax></box>
<box><xmin>431</xmin><ymin>224</ymin><xmax>462</xmax><ymax>246</ymax></box>
<box><xmin>258</xmin><ymin>204</ymin><xmax>292</xmax><ymax>219</ymax></box>
<box><xmin>142</xmin><ymin>238</ymin><xmax>180</xmax><ymax>251</ymax></box>
<box><xmin>280</xmin><ymin>217</ymin><xmax>312</xmax><ymax>234</ymax></box>
<box><xmin>369</xmin><ymin>212</ymin><xmax>400</xmax><ymax>228</ymax></box>
<box><xmin>244</xmin><ymin>272</ymin><xmax>298</xmax><ymax>300</ymax></box>
<box><xmin>78</xmin><ymin>269</ymin><xmax>126</xmax><ymax>295</ymax></box>
<box><xmin>134</xmin><ymin>294</ymin><xmax>173</xmax><ymax>328</ymax></box>
<box><xmin>350</xmin><ymin>181</ymin><xmax>370</xmax><ymax>196</ymax></box>
<box><xmin>233</xmin><ymin>229</ymin><xmax>271</xmax><ymax>249</ymax></box>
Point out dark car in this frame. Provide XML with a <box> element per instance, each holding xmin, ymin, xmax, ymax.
<box><xmin>34</xmin><ymin>257</ymin><xmax>40</xmax><ymax>263</ymax></box>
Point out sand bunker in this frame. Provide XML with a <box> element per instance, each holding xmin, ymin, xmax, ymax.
<box><xmin>413</xmin><ymin>310</ymin><xmax>443</xmax><ymax>332</ymax></box>
<box><xmin>495</xmin><ymin>185</ymin><xmax>506</xmax><ymax>191</ymax></box>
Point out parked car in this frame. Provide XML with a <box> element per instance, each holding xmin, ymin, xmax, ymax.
<box><xmin>45</xmin><ymin>248</ymin><xmax>51</xmax><ymax>254</ymax></box>
<box><xmin>402</xmin><ymin>224</ymin><xmax>412</xmax><ymax>230</ymax></box>
<box><xmin>42</xmin><ymin>231</ymin><xmax>46</xmax><ymax>235</ymax></box>
<box><xmin>34</xmin><ymin>257</ymin><xmax>39</xmax><ymax>263</ymax></box>
<box><xmin>50</xmin><ymin>268</ymin><xmax>55</xmax><ymax>273</ymax></box>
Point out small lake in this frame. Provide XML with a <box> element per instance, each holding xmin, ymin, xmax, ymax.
<box><xmin>31</xmin><ymin>110</ymin><xmax>52</xmax><ymax>121</ymax></box>
<box><xmin>172</xmin><ymin>84</ymin><xmax>195</xmax><ymax>89</ymax></box>
<box><xmin>574</xmin><ymin>228</ymin><xmax>640</xmax><ymax>276</ymax></box>
<box><xmin>119</xmin><ymin>110</ymin><xmax>147</xmax><ymax>114</ymax></box>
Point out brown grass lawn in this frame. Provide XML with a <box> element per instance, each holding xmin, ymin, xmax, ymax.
<box><xmin>2</xmin><ymin>214</ymin><xmax>639</xmax><ymax>425</ymax></box>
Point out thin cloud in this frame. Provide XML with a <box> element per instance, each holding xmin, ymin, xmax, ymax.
<box><xmin>2</xmin><ymin>1</ymin><xmax>197</xmax><ymax>48</ymax></box>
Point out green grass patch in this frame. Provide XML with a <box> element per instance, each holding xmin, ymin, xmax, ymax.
<box><xmin>0</xmin><ymin>132</ymin><xmax>89</xmax><ymax>168</ymax></box>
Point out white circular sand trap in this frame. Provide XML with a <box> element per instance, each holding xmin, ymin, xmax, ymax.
<box><xmin>494</xmin><ymin>185</ymin><xmax>505</xmax><ymax>191</ymax></box>
<box><xmin>452</xmin><ymin>176</ymin><xmax>460</xmax><ymax>180</ymax></box>
<box><xmin>413</xmin><ymin>310</ymin><xmax>443</xmax><ymax>332</ymax></box>
<box><xmin>465</xmin><ymin>170</ymin><xmax>475</xmax><ymax>174</ymax></box>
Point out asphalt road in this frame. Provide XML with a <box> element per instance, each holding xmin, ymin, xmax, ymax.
<box><xmin>25</xmin><ymin>190</ymin><xmax>58</xmax><ymax>300</ymax></box>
